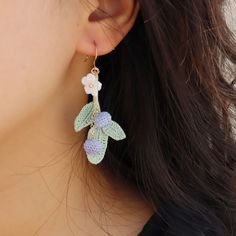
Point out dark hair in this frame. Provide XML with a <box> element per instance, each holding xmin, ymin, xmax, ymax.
<box><xmin>83</xmin><ymin>0</ymin><xmax>236</xmax><ymax>235</ymax></box>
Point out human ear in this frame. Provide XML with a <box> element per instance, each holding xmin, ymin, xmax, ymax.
<box><xmin>76</xmin><ymin>0</ymin><xmax>139</xmax><ymax>56</ymax></box>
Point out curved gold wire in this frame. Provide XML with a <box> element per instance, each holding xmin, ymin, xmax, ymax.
<box><xmin>93</xmin><ymin>46</ymin><xmax>98</xmax><ymax>68</ymax></box>
<box><xmin>91</xmin><ymin>45</ymin><xmax>100</xmax><ymax>76</ymax></box>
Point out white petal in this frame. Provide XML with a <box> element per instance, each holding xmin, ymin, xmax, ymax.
<box><xmin>96</xmin><ymin>81</ymin><xmax>102</xmax><ymax>91</ymax></box>
<box><xmin>81</xmin><ymin>73</ymin><xmax>97</xmax><ymax>86</ymax></box>
<box><xmin>84</xmin><ymin>86</ymin><xmax>94</xmax><ymax>95</ymax></box>
<box><xmin>81</xmin><ymin>76</ymin><xmax>88</xmax><ymax>85</ymax></box>
<box><xmin>91</xmin><ymin>89</ymin><xmax>98</xmax><ymax>96</ymax></box>
<box><xmin>87</xmin><ymin>73</ymin><xmax>97</xmax><ymax>80</ymax></box>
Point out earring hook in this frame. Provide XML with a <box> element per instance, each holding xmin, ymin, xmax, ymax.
<box><xmin>93</xmin><ymin>46</ymin><xmax>98</xmax><ymax>68</ymax></box>
<box><xmin>91</xmin><ymin>44</ymin><xmax>100</xmax><ymax>76</ymax></box>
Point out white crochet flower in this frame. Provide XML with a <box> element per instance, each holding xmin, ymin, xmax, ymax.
<box><xmin>81</xmin><ymin>73</ymin><xmax>102</xmax><ymax>96</ymax></box>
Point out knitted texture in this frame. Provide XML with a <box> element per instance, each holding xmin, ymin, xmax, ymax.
<box><xmin>74</xmin><ymin>102</ymin><xmax>94</xmax><ymax>132</ymax></box>
<box><xmin>84</xmin><ymin>139</ymin><xmax>103</xmax><ymax>156</ymax></box>
<box><xmin>94</xmin><ymin>112</ymin><xmax>112</xmax><ymax>129</ymax></box>
<box><xmin>86</xmin><ymin>126</ymin><xmax>109</xmax><ymax>164</ymax></box>
<box><xmin>103</xmin><ymin>120</ymin><xmax>126</xmax><ymax>141</ymax></box>
<box><xmin>73</xmin><ymin>72</ymin><xmax>126</xmax><ymax>165</ymax></box>
<box><xmin>81</xmin><ymin>73</ymin><xmax>102</xmax><ymax>97</ymax></box>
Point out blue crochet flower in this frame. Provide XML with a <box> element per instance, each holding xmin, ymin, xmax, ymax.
<box><xmin>83</xmin><ymin>139</ymin><xmax>103</xmax><ymax>156</ymax></box>
<box><xmin>94</xmin><ymin>112</ymin><xmax>112</xmax><ymax>129</ymax></box>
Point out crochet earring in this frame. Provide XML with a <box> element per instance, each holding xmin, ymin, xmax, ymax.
<box><xmin>74</xmin><ymin>46</ymin><xmax>126</xmax><ymax>165</ymax></box>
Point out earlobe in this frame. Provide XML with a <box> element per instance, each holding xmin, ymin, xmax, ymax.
<box><xmin>76</xmin><ymin>0</ymin><xmax>139</xmax><ymax>56</ymax></box>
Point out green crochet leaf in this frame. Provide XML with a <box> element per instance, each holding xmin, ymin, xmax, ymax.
<box><xmin>74</xmin><ymin>102</ymin><xmax>94</xmax><ymax>132</ymax></box>
<box><xmin>87</xmin><ymin>127</ymin><xmax>109</xmax><ymax>165</ymax></box>
<box><xmin>103</xmin><ymin>121</ymin><xmax>126</xmax><ymax>141</ymax></box>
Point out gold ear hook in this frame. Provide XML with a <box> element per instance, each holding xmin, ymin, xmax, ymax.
<box><xmin>93</xmin><ymin>46</ymin><xmax>98</xmax><ymax>68</ymax></box>
<box><xmin>91</xmin><ymin>45</ymin><xmax>100</xmax><ymax>76</ymax></box>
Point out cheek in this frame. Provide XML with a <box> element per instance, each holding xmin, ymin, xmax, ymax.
<box><xmin>0</xmin><ymin>1</ymin><xmax>77</xmax><ymax>137</ymax></box>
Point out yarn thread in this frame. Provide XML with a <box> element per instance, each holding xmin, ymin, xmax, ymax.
<box><xmin>74</xmin><ymin>67</ymin><xmax>126</xmax><ymax>164</ymax></box>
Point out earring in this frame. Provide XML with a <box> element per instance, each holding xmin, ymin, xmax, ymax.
<box><xmin>74</xmin><ymin>46</ymin><xmax>126</xmax><ymax>165</ymax></box>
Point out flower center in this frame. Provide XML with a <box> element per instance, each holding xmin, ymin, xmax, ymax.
<box><xmin>89</xmin><ymin>83</ymin><xmax>94</xmax><ymax>88</ymax></box>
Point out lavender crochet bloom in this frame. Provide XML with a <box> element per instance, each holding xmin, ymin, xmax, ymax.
<box><xmin>83</xmin><ymin>139</ymin><xmax>103</xmax><ymax>156</ymax></box>
<box><xmin>94</xmin><ymin>112</ymin><xmax>112</xmax><ymax>129</ymax></box>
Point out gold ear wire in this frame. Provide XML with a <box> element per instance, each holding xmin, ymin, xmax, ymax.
<box><xmin>91</xmin><ymin>45</ymin><xmax>100</xmax><ymax>76</ymax></box>
<box><xmin>93</xmin><ymin>46</ymin><xmax>98</xmax><ymax>68</ymax></box>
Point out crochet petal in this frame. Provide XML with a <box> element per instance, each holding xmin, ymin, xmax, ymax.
<box><xmin>81</xmin><ymin>76</ymin><xmax>88</xmax><ymax>85</ymax></box>
<box><xmin>81</xmin><ymin>73</ymin><xmax>96</xmax><ymax>85</ymax></box>
<box><xmin>87</xmin><ymin>73</ymin><xmax>96</xmax><ymax>80</ymax></box>
<box><xmin>103</xmin><ymin>121</ymin><xmax>126</xmax><ymax>141</ymax></box>
<box><xmin>96</xmin><ymin>81</ymin><xmax>102</xmax><ymax>91</ymax></box>
<box><xmin>84</xmin><ymin>86</ymin><xmax>94</xmax><ymax>95</ymax></box>
<box><xmin>74</xmin><ymin>102</ymin><xmax>94</xmax><ymax>132</ymax></box>
<box><xmin>91</xmin><ymin>88</ymin><xmax>98</xmax><ymax>96</ymax></box>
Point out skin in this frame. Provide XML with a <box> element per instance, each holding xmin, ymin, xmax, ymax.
<box><xmin>0</xmin><ymin>0</ymin><xmax>154</xmax><ymax>235</ymax></box>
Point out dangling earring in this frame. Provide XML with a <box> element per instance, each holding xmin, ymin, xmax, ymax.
<box><xmin>74</xmin><ymin>46</ymin><xmax>126</xmax><ymax>165</ymax></box>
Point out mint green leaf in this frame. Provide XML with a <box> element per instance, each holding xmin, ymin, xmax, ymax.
<box><xmin>103</xmin><ymin>121</ymin><xmax>126</xmax><ymax>141</ymax></box>
<box><xmin>86</xmin><ymin>127</ymin><xmax>108</xmax><ymax>165</ymax></box>
<box><xmin>74</xmin><ymin>102</ymin><xmax>94</xmax><ymax>132</ymax></box>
